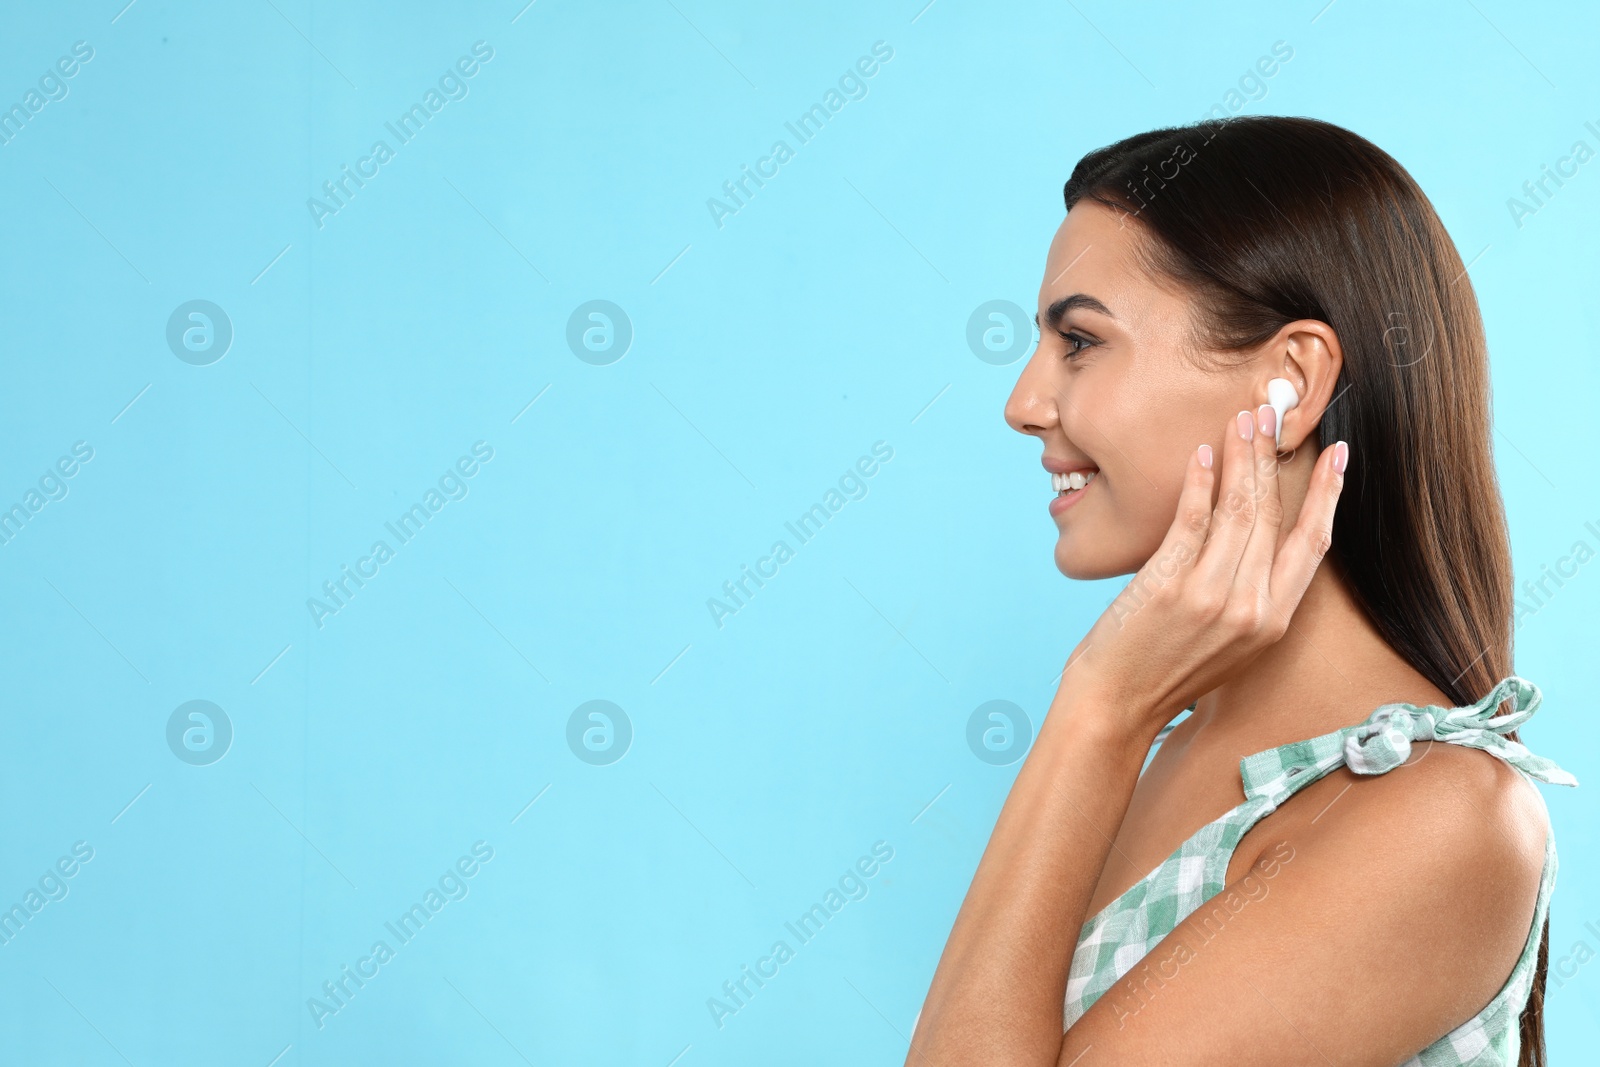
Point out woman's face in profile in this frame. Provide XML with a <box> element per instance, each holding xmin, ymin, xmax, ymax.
<box><xmin>1004</xmin><ymin>202</ymin><xmax>1255</xmax><ymax>580</ymax></box>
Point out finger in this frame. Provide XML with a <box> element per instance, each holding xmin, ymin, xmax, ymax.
<box><xmin>1191</xmin><ymin>409</ymin><xmax>1259</xmax><ymax>585</ymax></box>
<box><xmin>1107</xmin><ymin>445</ymin><xmax>1215</xmax><ymax>631</ymax></box>
<box><xmin>1269</xmin><ymin>440</ymin><xmax>1348</xmax><ymax>607</ymax></box>
<box><xmin>1235</xmin><ymin>403</ymin><xmax>1286</xmax><ymax>595</ymax></box>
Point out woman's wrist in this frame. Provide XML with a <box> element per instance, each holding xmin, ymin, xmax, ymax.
<box><xmin>1044</xmin><ymin>665</ymin><xmax>1167</xmax><ymax>750</ymax></box>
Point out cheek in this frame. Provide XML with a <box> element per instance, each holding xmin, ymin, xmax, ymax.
<box><xmin>1053</xmin><ymin>463</ymin><xmax>1186</xmax><ymax>579</ymax></box>
<box><xmin>1060</xmin><ymin>379</ymin><xmax>1154</xmax><ymax>479</ymax></box>
<box><xmin>1057</xmin><ymin>388</ymin><xmax>1200</xmax><ymax>571</ymax></box>
<box><xmin>1110</xmin><ymin>411</ymin><xmax>1203</xmax><ymax>530</ymax></box>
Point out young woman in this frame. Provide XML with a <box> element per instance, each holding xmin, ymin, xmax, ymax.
<box><xmin>910</xmin><ymin>116</ymin><xmax>1576</xmax><ymax>1066</ymax></box>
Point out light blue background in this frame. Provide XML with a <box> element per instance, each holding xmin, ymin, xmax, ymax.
<box><xmin>0</xmin><ymin>1</ymin><xmax>1596</xmax><ymax>1063</ymax></box>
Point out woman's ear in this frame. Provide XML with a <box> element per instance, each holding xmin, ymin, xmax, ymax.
<box><xmin>1262</xmin><ymin>320</ymin><xmax>1342</xmax><ymax>453</ymax></box>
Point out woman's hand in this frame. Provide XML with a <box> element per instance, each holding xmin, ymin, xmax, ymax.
<box><xmin>909</xmin><ymin>405</ymin><xmax>1346</xmax><ymax>1067</ymax></box>
<box><xmin>1063</xmin><ymin>404</ymin><xmax>1349</xmax><ymax>737</ymax></box>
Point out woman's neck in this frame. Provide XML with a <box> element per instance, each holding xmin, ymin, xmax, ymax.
<box><xmin>1185</xmin><ymin>559</ymin><xmax>1452</xmax><ymax>754</ymax></box>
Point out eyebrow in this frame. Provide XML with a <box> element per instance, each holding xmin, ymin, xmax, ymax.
<box><xmin>1034</xmin><ymin>293</ymin><xmax>1116</xmax><ymax>331</ymax></box>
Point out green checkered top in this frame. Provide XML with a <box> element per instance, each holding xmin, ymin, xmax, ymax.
<box><xmin>1061</xmin><ymin>675</ymin><xmax>1577</xmax><ymax>1064</ymax></box>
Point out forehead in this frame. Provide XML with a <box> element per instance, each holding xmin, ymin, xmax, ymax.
<box><xmin>1039</xmin><ymin>202</ymin><xmax>1181</xmax><ymax>328</ymax></box>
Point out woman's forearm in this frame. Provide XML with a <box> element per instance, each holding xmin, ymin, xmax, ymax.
<box><xmin>910</xmin><ymin>415</ymin><xmax>1345</xmax><ymax>1064</ymax></box>
<box><xmin>908</xmin><ymin>678</ymin><xmax>1158</xmax><ymax>1065</ymax></box>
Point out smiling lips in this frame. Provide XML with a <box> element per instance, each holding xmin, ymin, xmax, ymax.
<box><xmin>1045</xmin><ymin>465</ymin><xmax>1098</xmax><ymax>516</ymax></box>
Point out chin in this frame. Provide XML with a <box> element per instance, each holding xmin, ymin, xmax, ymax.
<box><xmin>1052</xmin><ymin>534</ymin><xmax>1140</xmax><ymax>581</ymax></box>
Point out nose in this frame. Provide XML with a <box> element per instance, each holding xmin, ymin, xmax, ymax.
<box><xmin>1004</xmin><ymin>349</ymin><xmax>1059</xmax><ymax>438</ymax></box>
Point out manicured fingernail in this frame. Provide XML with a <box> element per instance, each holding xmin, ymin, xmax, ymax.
<box><xmin>1333</xmin><ymin>440</ymin><xmax>1349</xmax><ymax>474</ymax></box>
<box><xmin>1198</xmin><ymin>444</ymin><xmax>1213</xmax><ymax>469</ymax></box>
<box><xmin>1256</xmin><ymin>404</ymin><xmax>1276</xmax><ymax>439</ymax></box>
<box><xmin>1236</xmin><ymin>411</ymin><xmax>1254</xmax><ymax>441</ymax></box>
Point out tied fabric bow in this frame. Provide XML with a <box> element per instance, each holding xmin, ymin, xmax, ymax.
<box><xmin>1341</xmin><ymin>675</ymin><xmax>1578</xmax><ymax>786</ymax></box>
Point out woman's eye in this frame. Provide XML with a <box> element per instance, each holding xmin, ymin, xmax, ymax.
<box><xmin>1060</xmin><ymin>331</ymin><xmax>1096</xmax><ymax>359</ymax></box>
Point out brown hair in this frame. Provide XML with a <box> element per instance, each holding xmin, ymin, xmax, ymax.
<box><xmin>1062</xmin><ymin>115</ymin><xmax>1542</xmax><ymax>1064</ymax></box>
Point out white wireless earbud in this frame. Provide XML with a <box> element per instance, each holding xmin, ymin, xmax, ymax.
<box><xmin>1266</xmin><ymin>378</ymin><xmax>1300</xmax><ymax>450</ymax></box>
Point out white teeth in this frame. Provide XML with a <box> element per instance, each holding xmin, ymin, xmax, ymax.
<box><xmin>1051</xmin><ymin>470</ymin><xmax>1098</xmax><ymax>493</ymax></box>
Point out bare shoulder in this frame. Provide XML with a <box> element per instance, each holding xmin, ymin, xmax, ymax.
<box><xmin>1286</xmin><ymin>739</ymin><xmax>1549</xmax><ymax>889</ymax></box>
<box><xmin>1237</xmin><ymin>738</ymin><xmax>1550</xmax><ymax>1023</ymax></box>
<box><xmin>1062</xmin><ymin>740</ymin><xmax>1555</xmax><ymax>1063</ymax></box>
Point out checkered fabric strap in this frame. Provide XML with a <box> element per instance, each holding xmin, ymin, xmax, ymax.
<box><xmin>1238</xmin><ymin>676</ymin><xmax>1578</xmax><ymax>809</ymax></box>
<box><xmin>1065</xmin><ymin>675</ymin><xmax>1575</xmax><ymax>1064</ymax></box>
<box><xmin>1342</xmin><ymin>676</ymin><xmax>1578</xmax><ymax>787</ymax></box>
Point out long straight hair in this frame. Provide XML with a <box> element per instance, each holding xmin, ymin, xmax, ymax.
<box><xmin>1062</xmin><ymin>115</ymin><xmax>1542</xmax><ymax>1064</ymax></box>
